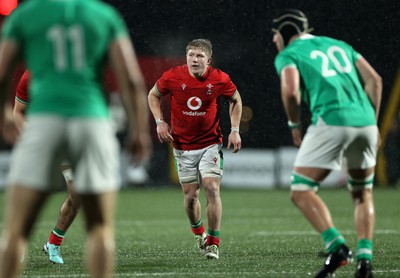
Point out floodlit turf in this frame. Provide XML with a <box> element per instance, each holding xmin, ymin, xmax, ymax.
<box><xmin>0</xmin><ymin>187</ymin><xmax>399</xmax><ymax>277</ymax></box>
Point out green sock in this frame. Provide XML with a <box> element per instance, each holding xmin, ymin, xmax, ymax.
<box><xmin>207</xmin><ymin>229</ymin><xmax>220</xmax><ymax>237</ymax></box>
<box><xmin>53</xmin><ymin>227</ymin><xmax>66</xmax><ymax>237</ymax></box>
<box><xmin>356</xmin><ymin>238</ymin><xmax>373</xmax><ymax>261</ymax></box>
<box><xmin>191</xmin><ymin>219</ymin><xmax>202</xmax><ymax>229</ymax></box>
<box><xmin>321</xmin><ymin>227</ymin><xmax>346</xmax><ymax>253</ymax></box>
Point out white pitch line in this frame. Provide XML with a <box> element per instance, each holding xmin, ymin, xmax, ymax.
<box><xmin>19</xmin><ymin>269</ymin><xmax>400</xmax><ymax>278</ymax></box>
<box><xmin>251</xmin><ymin>229</ymin><xmax>399</xmax><ymax>236</ymax></box>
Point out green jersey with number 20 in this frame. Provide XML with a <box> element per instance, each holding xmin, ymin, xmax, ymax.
<box><xmin>1</xmin><ymin>0</ymin><xmax>128</xmax><ymax>118</ymax></box>
<box><xmin>274</xmin><ymin>34</ymin><xmax>376</xmax><ymax>126</ymax></box>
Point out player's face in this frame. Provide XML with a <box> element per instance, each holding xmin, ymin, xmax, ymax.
<box><xmin>186</xmin><ymin>48</ymin><xmax>211</xmax><ymax>78</ymax></box>
<box><xmin>273</xmin><ymin>31</ymin><xmax>284</xmax><ymax>52</ymax></box>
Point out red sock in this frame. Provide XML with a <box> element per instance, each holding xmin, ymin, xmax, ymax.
<box><xmin>206</xmin><ymin>235</ymin><xmax>220</xmax><ymax>247</ymax></box>
<box><xmin>49</xmin><ymin>231</ymin><xmax>64</xmax><ymax>246</ymax></box>
<box><xmin>191</xmin><ymin>223</ymin><xmax>205</xmax><ymax>235</ymax></box>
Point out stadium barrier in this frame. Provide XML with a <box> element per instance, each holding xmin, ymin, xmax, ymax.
<box><xmin>0</xmin><ymin>147</ymin><xmax>347</xmax><ymax>190</ymax></box>
<box><xmin>222</xmin><ymin>147</ymin><xmax>347</xmax><ymax>189</ymax></box>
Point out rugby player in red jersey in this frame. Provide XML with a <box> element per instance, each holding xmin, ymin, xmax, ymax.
<box><xmin>14</xmin><ymin>70</ymin><xmax>80</xmax><ymax>264</ymax></box>
<box><xmin>148</xmin><ymin>39</ymin><xmax>242</xmax><ymax>259</ymax></box>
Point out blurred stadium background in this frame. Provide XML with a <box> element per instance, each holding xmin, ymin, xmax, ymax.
<box><xmin>0</xmin><ymin>0</ymin><xmax>399</xmax><ymax>188</ymax></box>
<box><xmin>1</xmin><ymin>1</ymin><xmax>400</xmax><ymax>277</ymax></box>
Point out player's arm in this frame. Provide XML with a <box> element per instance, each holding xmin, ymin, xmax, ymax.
<box><xmin>0</xmin><ymin>40</ymin><xmax>21</xmax><ymax>144</ymax></box>
<box><xmin>148</xmin><ymin>87</ymin><xmax>173</xmax><ymax>143</ymax></box>
<box><xmin>355</xmin><ymin>57</ymin><xmax>382</xmax><ymax>121</ymax></box>
<box><xmin>13</xmin><ymin>99</ymin><xmax>26</xmax><ymax>130</ymax></box>
<box><xmin>108</xmin><ymin>36</ymin><xmax>152</xmax><ymax>163</ymax></box>
<box><xmin>280</xmin><ymin>66</ymin><xmax>302</xmax><ymax>147</ymax></box>
<box><xmin>227</xmin><ymin>91</ymin><xmax>242</xmax><ymax>153</ymax></box>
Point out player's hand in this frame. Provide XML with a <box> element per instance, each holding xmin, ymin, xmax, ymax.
<box><xmin>291</xmin><ymin>128</ymin><xmax>302</xmax><ymax>147</ymax></box>
<box><xmin>0</xmin><ymin>105</ymin><xmax>20</xmax><ymax>144</ymax></box>
<box><xmin>156</xmin><ymin>122</ymin><xmax>173</xmax><ymax>143</ymax></box>
<box><xmin>227</xmin><ymin>132</ymin><xmax>241</xmax><ymax>153</ymax></box>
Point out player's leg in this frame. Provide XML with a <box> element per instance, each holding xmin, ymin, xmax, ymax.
<box><xmin>345</xmin><ymin>125</ymin><xmax>378</xmax><ymax>278</ymax></box>
<box><xmin>199</xmin><ymin>144</ymin><xmax>223</xmax><ymax>259</ymax></box>
<box><xmin>174</xmin><ymin>148</ymin><xmax>207</xmax><ymax>252</ymax></box>
<box><xmin>291</xmin><ymin>168</ymin><xmax>334</xmax><ymax>233</ymax></box>
<box><xmin>67</xmin><ymin>118</ymin><xmax>120</xmax><ymax>277</ymax></box>
<box><xmin>181</xmin><ymin>182</ymin><xmax>207</xmax><ymax>251</ymax></box>
<box><xmin>292</xmin><ymin>168</ymin><xmax>352</xmax><ymax>278</ymax></box>
<box><xmin>292</xmin><ymin>125</ymin><xmax>352</xmax><ymax>277</ymax></box>
<box><xmin>0</xmin><ymin>186</ymin><xmax>49</xmax><ymax>278</ymax></box>
<box><xmin>80</xmin><ymin>192</ymin><xmax>116</xmax><ymax>278</ymax></box>
<box><xmin>348</xmin><ymin>168</ymin><xmax>375</xmax><ymax>278</ymax></box>
<box><xmin>44</xmin><ymin>165</ymin><xmax>81</xmax><ymax>264</ymax></box>
<box><xmin>201</xmin><ymin>177</ymin><xmax>221</xmax><ymax>259</ymax></box>
<box><xmin>58</xmin><ymin>166</ymin><xmax>81</xmax><ymax>233</ymax></box>
<box><xmin>3</xmin><ymin>115</ymin><xmax>66</xmax><ymax>273</ymax></box>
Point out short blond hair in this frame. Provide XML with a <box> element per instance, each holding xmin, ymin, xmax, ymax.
<box><xmin>186</xmin><ymin>39</ymin><xmax>213</xmax><ymax>57</ymax></box>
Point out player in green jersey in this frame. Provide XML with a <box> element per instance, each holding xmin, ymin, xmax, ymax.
<box><xmin>273</xmin><ymin>9</ymin><xmax>382</xmax><ymax>278</ymax></box>
<box><xmin>0</xmin><ymin>1</ymin><xmax>152</xmax><ymax>277</ymax></box>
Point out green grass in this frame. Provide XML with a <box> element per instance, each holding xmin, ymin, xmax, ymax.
<box><xmin>1</xmin><ymin>187</ymin><xmax>399</xmax><ymax>277</ymax></box>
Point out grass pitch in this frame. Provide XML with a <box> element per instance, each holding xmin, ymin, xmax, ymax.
<box><xmin>0</xmin><ymin>187</ymin><xmax>399</xmax><ymax>277</ymax></box>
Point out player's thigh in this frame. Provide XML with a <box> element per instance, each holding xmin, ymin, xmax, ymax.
<box><xmin>173</xmin><ymin>148</ymin><xmax>201</xmax><ymax>184</ymax></box>
<box><xmin>67</xmin><ymin>119</ymin><xmax>120</xmax><ymax>194</ymax></box>
<box><xmin>345</xmin><ymin>125</ymin><xmax>378</xmax><ymax>169</ymax></box>
<box><xmin>199</xmin><ymin>144</ymin><xmax>223</xmax><ymax>179</ymax></box>
<box><xmin>294</xmin><ymin>125</ymin><xmax>346</xmax><ymax>170</ymax></box>
<box><xmin>3</xmin><ymin>186</ymin><xmax>49</xmax><ymax>238</ymax></box>
<box><xmin>80</xmin><ymin>191</ymin><xmax>117</xmax><ymax>231</ymax></box>
<box><xmin>7</xmin><ymin>116</ymin><xmax>66</xmax><ymax>190</ymax></box>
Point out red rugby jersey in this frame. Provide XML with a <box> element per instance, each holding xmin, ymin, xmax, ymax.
<box><xmin>155</xmin><ymin>65</ymin><xmax>237</xmax><ymax>150</ymax></box>
<box><xmin>15</xmin><ymin>70</ymin><xmax>30</xmax><ymax>104</ymax></box>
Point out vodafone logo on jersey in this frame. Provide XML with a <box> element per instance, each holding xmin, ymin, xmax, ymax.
<box><xmin>183</xmin><ymin>97</ymin><xmax>206</xmax><ymax>116</ymax></box>
<box><xmin>187</xmin><ymin>97</ymin><xmax>202</xmax><ymax>110</ymax></box>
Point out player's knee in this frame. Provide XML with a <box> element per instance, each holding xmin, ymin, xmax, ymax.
<box><xmin>290</xmin><ymin>172</ymin><xmax>320</xmax><ymax>192</ymax></box>
<box><xmin>351</xmin><ymin>187</ymin><xmax>373</xmax><ymax>204</ymax></box>
<box><xmin>203</xmin><ymin>178</ymin><xmax>220</xmax><ymax>198</ymax></box>
<box><xmin>347</xmin><ymin>174</ymin><xmax>374</xmax><ymax>192</ymax></box>
<box><xmin>185</xmin><ymin>193</ymin><xmax>199</xmax><ymax>208</ymax></box>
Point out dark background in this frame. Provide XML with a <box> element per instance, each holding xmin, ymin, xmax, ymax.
<box><xmin>105</xmin><ymin>0</ymin><xmax>400</xmax><ymax>148</ymax></box>
<box><xmin>1</xmin><ymin>0</ymin><xmax>399</xmax><ymax>185</ymax></box>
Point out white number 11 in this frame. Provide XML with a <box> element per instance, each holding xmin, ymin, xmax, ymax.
<box><xmin>47</xmin><ymin>25</ymin><xmax>85</xmax><ymax>71</ymax></box>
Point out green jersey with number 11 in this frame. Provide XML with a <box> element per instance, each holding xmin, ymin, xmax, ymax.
<box><xmin>274</xmin><ymin>34</ymin><xmax>376</xmax><ymax>126</ymax></box>
<box><xmin>1</xmin><ymin>0</ymin><xmax>128</xmax><ymax>118</ymax></box>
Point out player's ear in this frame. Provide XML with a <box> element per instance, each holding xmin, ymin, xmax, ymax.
<box><xmin>207</xmin><ymin>57</ymin><xmax>212</xmax><ymax>65</ymax></box>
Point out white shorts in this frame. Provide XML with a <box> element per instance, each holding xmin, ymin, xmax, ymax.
<box><xmin>8</xmin><ymin>115</ymin><xmax>120</xmax><ymax>194</ymax></box>
<box><xmin>294</xmin><ymin>125</ymin><xmax>378</xmax><ymax>170</ymax></box>
<box><xmin>173</xmin><ymin>144</ymin><xmax>223</xmax><ymax>184</ymax></box>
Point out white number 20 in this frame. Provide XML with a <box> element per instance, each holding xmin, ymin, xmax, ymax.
<box><xmin>47</xmin><ymin>25</ymin><xmax>85</xmax><ymax>71</ymax></box>
<box><xmin>310</xmin><ymin>46</ymin><xmax>352</xmax><ymax>77</ymax></box>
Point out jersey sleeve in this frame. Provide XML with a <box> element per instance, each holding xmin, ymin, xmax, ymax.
<box><xmin>154</xmin><ymin>71</ymin><xmax>172</xmax><ymax>96</ymax></box>
<box><xmin>221</xmin><ymin>73</ymin><xmax>237</xmax><ymax>99</ymax></box>
<box><xmin>1</xmin><ymin>7</ymin><xmax>23</xmax><ymax>43</ymax></box>
<box><xmin>347</xmin><ymin>44</ymin><xmax>362</xmax><ymax>62</ymax></box>
<box><xmin>274</xmin><ymin>52</ymin><xmax>297</xmax><ymax>77</ymax></box>
<box><xmin>15</xmin><ymin>71</ymin><xmax>30</xmax><ymax>104</ymax></box>
<box><xmin>108</xmin><ymin>7</ymin><xmax>129</xmax><ymax>40</ymax></box>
